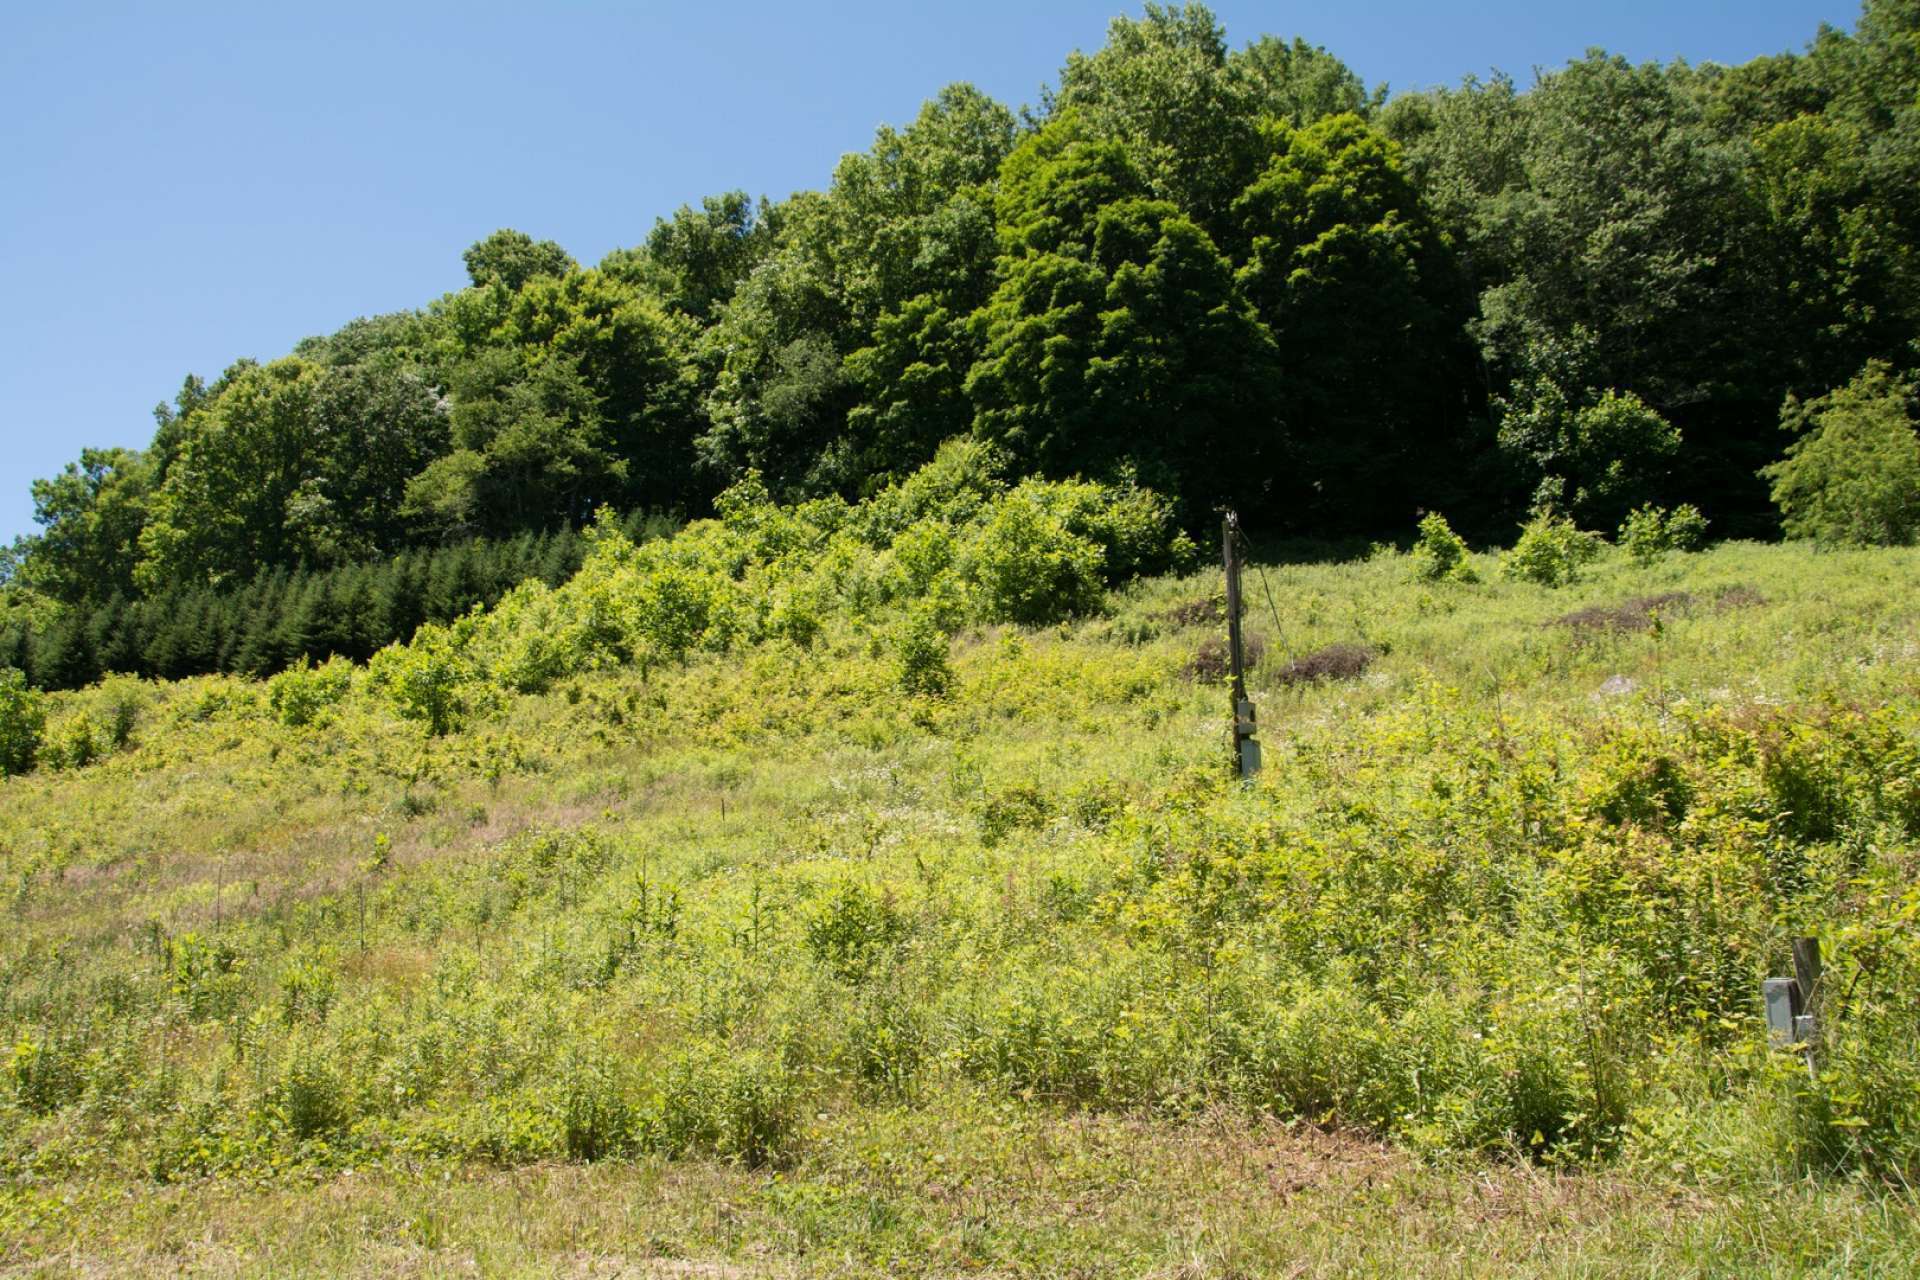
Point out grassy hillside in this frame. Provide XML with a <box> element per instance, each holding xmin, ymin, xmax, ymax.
<box><xmin>4</xmin><ymin>523</ymin><xmax>1919</xmax><ymax>1275</ymax></box>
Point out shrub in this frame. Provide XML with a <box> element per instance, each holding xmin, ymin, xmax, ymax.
<box><xmin>1034</xmin><ymin>473</ymin><xmax>1195</xmax><ymax>580</ymax></box>
<box><xmin>477</xmin><ymin>582</ymin><xmax>580</xmax><ymax>694</ymax></box>
<box><xmin>46</xmin><ymin>713</ymin><xmax>100</xmax><ymax>770</ymax></box>
<box><xmin>847</xmin><ymin>990</ymin><xmax>927</xmax><ymax>1097</ymax></box>
<box><xmin>0</xmin><ymin>666</ymin><xmax>43</xmax><ymax>776</ymax></box>
<box><xmin>1495</xmin><ymin>339</ymin><xmax>1681</xmax><ymax>528</ymax></box>
<box><xmin>91</xmin><ymin>674</ymin><xmax>148</xmax><ymax>748</ymax></box>
<box><xmin>1664</xmin><ymin>503</ymin><xmax>1709</xmax><ymax>552</ymax></box>
<box><xmin>1411</xmin><ymin>512</ymin><xmax>1478</xmax><ymax>582</ymax></box>
<box><xmin>1617</xmin><ymin>505</ymin><xmax>1664</xmax><ymax>565</ymax></box>
<box><xmin>1764</xmin><ymin>362</ymin><xmax>1920</xmax><ymax>547</ymax></box>
<box><xmin>267</xmin><ymin>655</ymin><xmax>354</xmax><ymax>727</ymax></box>
<box><xmin>1187</xmin><ymin>632</ymin><xmax>1264</xmax><ymax>682</ymax></box>
<box><xmin>851</xmin><ymin>436</ymin><xmax>1006</xmax><ymax>545</ymax></box>
<box><xmin>1502</xmin><ymin>510</ymin><xmax>1605</xmax><ymax>587</ymax></box>
<box><xmin>8</xmin><ymin>1029</ymin><xmax>87</xmax><ymax>1115</ymax></box>
<box><xmin>163</xmin><ymin>932</ymin><xmax>247</xmax><ymax>1020</ymax></box>
<box><xmin>883</xmin><ymin>519</ymin><xmax>956</xmax><ymax>603</ymax></box>
<box><xmin>1564</xmin><ymin>390</ymin><xmax>1682</xmax><ymax>527</ymax></box>
<box><xmin>654</xmin><ymin>1044</ymin><xmax>796</xmax><ymax>1167</ymax></box>
<box><xmin>266</xmin><ymin>1046</ymin><xmax>350</xmax><ymax>1142</ymax></box>
<box><xmin>553</xmin><ymin>1045</ymin><xmax>639</xmax><ymax>1161</ymax></box>
<box><xmin>370</xmin><ymin>623</ymin><xmax>478</xmax><ymax>736</ymax></box>
<box><xmin>623</xmin><ymin>559</ymin><xmax>737</xmax><ymax>662</ymax></box>
<box><xmin>1618</xmin><ymin>504</ymin><xmax>1709</xmax><ymax>565</ymax></box>
<box><xmin>977</xmin><ymin>783</ymin><xmax>1052</xmax><ymax>846</ymax></box>
<box><xmin>960</xmin><ymin>488</ymin><xmax>1107</xmax><ymax>625</ymax></box>
<box><xmin>804</xmin><ymin>882</ymin><xmax>907</xmax><ymax>983</ymax></box>
<box><xmin>892</xmin><ymin>606</ymin><xmax>954</xmax><ymax>696</ymax></box>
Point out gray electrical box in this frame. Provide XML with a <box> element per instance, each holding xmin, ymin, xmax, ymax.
<box><xmin>1234</xmin><ymin>699</ymin><xmax>1261</xmax><ymax>778</ymax></box>
<box><xmin>1764</xmin><ymin>977</ymin><xmax>1809</xmax><ymax>1046</ymax></box>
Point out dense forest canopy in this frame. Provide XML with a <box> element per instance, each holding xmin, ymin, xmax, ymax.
<box><xmin>4</xmin><ymin>1</ymin><xmax>1920</xmax><ymax>687</ymax></box>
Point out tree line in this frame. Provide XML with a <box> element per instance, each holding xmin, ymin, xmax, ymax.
<box><xmin>0</xmin><ymin>515</ymin><xmax>671</xmax><ymax>691</ymax></box>
<box><xmin>5</xmin><ymin>2</ymin><xmax>1918</xmax><ymax>660</ymax></box>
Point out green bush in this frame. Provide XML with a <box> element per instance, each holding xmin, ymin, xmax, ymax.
<box><xmin>804</xmin><ymin>882</ymin><xmax>907</xmax><ymax>983</ymax></box>
<box><xmin>7</xmin><ymin>1029</ymin><xmax>88</xmax><ymax>1115</ymax></box>
<box><xmin>39</xmin><ymin>678</ymin><xmax>150</xmax><ymax>769</ymax></box>
<box><xmin>851</xmin><ymin>436</ymin><xmax>1005</xmax><ymax>545</ymax></box>
<box><xmin>846</xmin><ymin>989</ymin><xmax>928</xmax><ymax>1097</ymax></box>
<box><xmin>1564</xmin><ymin>390</ymin><xmax>1682</xmax><ymax>527</ymax></box>
<box><xmin>1410</xmin><ymin>512</ymin><xmax>1478</xmax><ymax>582</ymax></box>
<box><xmin>1033</xmin><ymin>473</ymin><xmax>1195</xmax><ymax>580</ymax></box>
<box><xmin>323</xmin><ymin>451</ymin><xmax>1190</xmax><ymax>718</ymax></box>
<box><xmin>977</xmin><ymin>783</ymin><xmax>1052</xmax><ymax>846</ymax></box>
<box><xmin>370</xmin><ymin>622</ymin><xmax>479</xmax><ymax>736</ymax></box>
<box><xmin>1502</xmin><ymin>510</ymin><xmax>1605</xmax><ymax>586</ymax></box>
<box><xmin>1618</xmin><ymin>503</ymin><xmax>1709</xmax><ymax>565</ymax></box>
<box><xmin>552</xmin><ymin>1045</ymin><xmax>640</xmax><ymax>1161</ymax></box>
<box><xmin>0</xmin><ymin>667</ymin><xmax>43</xmax><ymax>776</ymax></box>
<box><xmin>91</xmin><ymin>674</ymin><xmax>148</xmax><ymax>749</ymax></box>
<box><xmin>265</xmin><ymin>1043</ymin><xmax>351</xmax><ymax>1143</ymax></box>
<box><xmin>960</xmin><ymin>488</ymin><xmax>1107</xmax><ymax>625</ymax></box>
<box><xmin>883</xmin><ymin>520</ymin><xmax>956</xmax><ymax>602</ymax></box>
<box><xmin>267</xmin><ymin>655</ymin><xmax>353</xmax><ymax>727</ymax></box>
<box><xmin>1495</xmin><ymin>340</ymin><xmax>1681</xmax><ymax>529</ymax></box>
<box><xmin>1665</xmin><ymin>503</ymin><xmax>1709</xmax><ymax>552</ymax></box>
<box><xmin>1764</xmin><ymin>362</ymin><xmax>1920</xmax><ymax>547</ymax></box>
<box><xmin>624</xmin><ymin>559</ymin><xmax>737</xmax><ymax>662</ymax></box>
<box><xmin>46</xmin><ymin>713</ymin><xmax>101</xmax><ymax>770</ymax></box>
<box><xmin>892</xmin><ymin>606</ymin><xmax>954</xmax><ymax>696</ymax></box>
<box><xmin>163</xmin><ymin>932</ymin><xmax>248</xmax><ymax>1021</ymax></box>
<box><xmin>654</xmin><ymin>1043</ymin><xmax>796</xmax><ymax>1167</ymax></box>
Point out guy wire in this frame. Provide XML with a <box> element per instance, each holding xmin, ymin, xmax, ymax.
<box><xmin>1236</xmin><ymin>528</ymin><xmax>1288</xmax><ymax>654</ymax></box>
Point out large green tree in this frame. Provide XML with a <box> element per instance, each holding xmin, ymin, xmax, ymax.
<box><xmin>1765</xmin><ymin>361</ymin><xmax>1920</xmax><ymax>546</ymax></box>
<box><xmin>966</xmin><ymin>122</ymin><xmax>1278</xmax><ymax>511</ymax></box>
<box><xmin>294</xmin><ymin>362</ymin><xmax>451</xmax><ymax>561</ymax></box>
<box><xmin>500</xmin><ymin>267</ymin><xmax>700</xmax><ymax>508</ymax></box>
<box><xmin>1232</xmin><ymin>113</ymin><xmax>1468</xmax><ymax>527</ymax></box>
<box><xmin>1049</xmin><ymin>4</ymin><xmax>1263</xmax><ymax>238</ymax></box>
<box><xmin>461</xmin><ymin>228</ymin><xmax>577</xmax><ymax>291</ymax></box>
<box><xmin>136</xmin><ymin>358</ymin><xmax>326</xmax><ymax>589</ymax></box>
<box><xmin>404</xmin><ymin>351</ymin><xmax>625</xmax><ymax>537</ymax></box>
<box><xmin>17</xmin><ymin>448</ymin><xmax>155</xmax><ymax>604</ymax></box>
<box><xmin>701</xmin><ymin>85</ymin><xmax>1018</xmax><ymax>494</ymax></box>
<box><xmin>1386</xmin><ymin>55</ymin><xmax>1771</xmax><ymax>527</ymax></box>
<box><xmin>607</xmin><ymin>191</ymin><xmax>781</xmax><ymax>323</ymax></box>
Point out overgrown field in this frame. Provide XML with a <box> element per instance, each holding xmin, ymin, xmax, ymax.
<box><xmin>3</xmin><ymin>480</ymin><xmax>1919</xmax><ymax>1273</ymax></box>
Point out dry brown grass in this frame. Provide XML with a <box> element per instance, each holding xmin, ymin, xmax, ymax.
<box><xmin>1275</xmin><ymin>642</ymin><xmax>1376</xmax><ymax>686</ymax></box>
<box><xmin>1552</xmin><ymin>591</ymin><xmax>1698</xmax><ymax>634</ymax></box>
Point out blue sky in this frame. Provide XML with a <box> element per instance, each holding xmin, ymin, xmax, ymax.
<box><xmin>0</xmin><ymin>1</ymin><xmax>1860</xmax><ymax>546</ymax></box>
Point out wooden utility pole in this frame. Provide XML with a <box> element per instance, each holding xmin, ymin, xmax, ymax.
<box><xmin>1223</xmin><ymin>511</ymin><xmax>1261</xmax><ymax>779</ymax></box>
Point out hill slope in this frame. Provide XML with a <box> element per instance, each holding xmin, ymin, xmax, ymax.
<box><xmin>3</xmin><ymin>532</ymin><xmax>1919</xmax><ymax>1275</ymax></box>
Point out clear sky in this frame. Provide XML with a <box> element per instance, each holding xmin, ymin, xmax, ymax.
<box><xmin>0</xmin><ymin>1</ymin><xmax>1861</xmax><ymax>546</ymax></box>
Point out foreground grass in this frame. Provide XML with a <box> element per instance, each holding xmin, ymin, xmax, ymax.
<box><xmin>7</xmin><ymin>1104</ymin><xmax>1916</xmax><ymax>1278</ymax></box>
<box><xmin>4</xmin><ymin>539</ymin><xmax>1919</xmax><ymax>1274</ymax></box>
